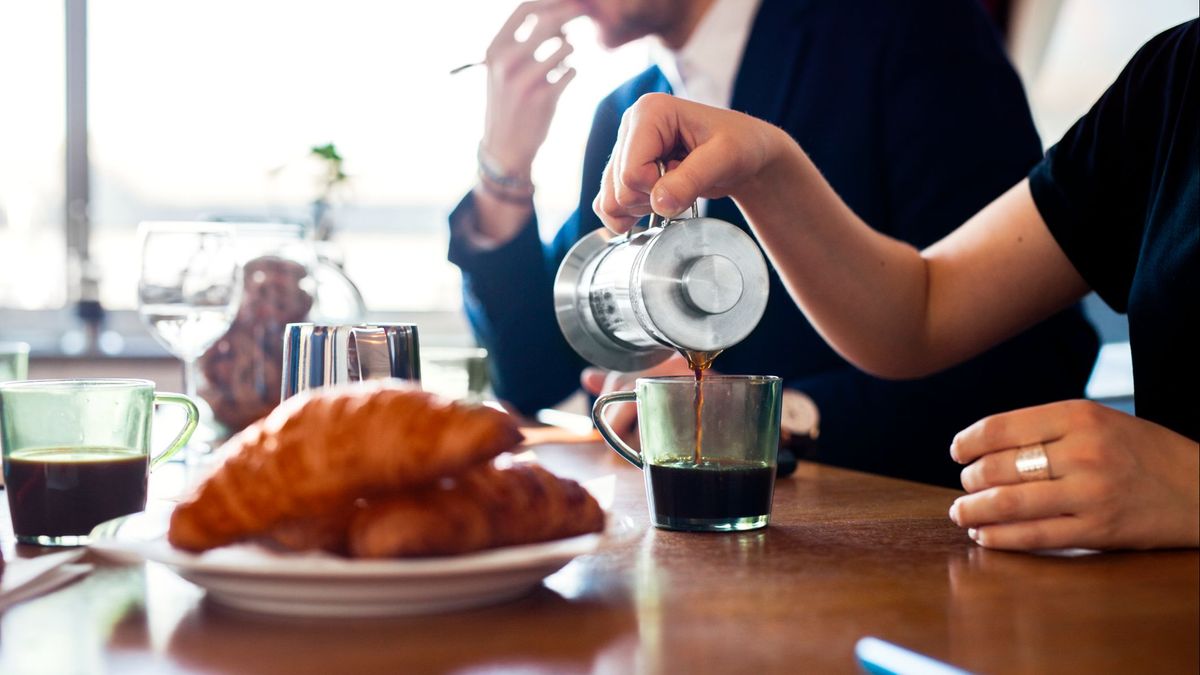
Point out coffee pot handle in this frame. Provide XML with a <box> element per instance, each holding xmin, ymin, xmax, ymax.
<box><xmin>591</xmin><ymin>391</ymin><xmax>644</xmax><ymax>469</ymax></box>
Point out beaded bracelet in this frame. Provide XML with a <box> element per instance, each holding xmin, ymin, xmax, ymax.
<box><xmin>477</xmin><ymin>144</ymin><xmax>535</xmax><ymax>192</ymax></box>
<box><xmin>477</xmin><ymin>169</ymin><xmax>535</xmax><ymax>205</ymax></box>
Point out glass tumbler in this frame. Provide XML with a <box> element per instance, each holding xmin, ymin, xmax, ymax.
<box><xmin>0</xmin><ymin>378</ymin><xmax>198</xmax><ymax>546</ymax></box>
<box><xmin>592</xmin><ymin>375</ymin><xmax>781</xmax><ymax>532</ymax></box>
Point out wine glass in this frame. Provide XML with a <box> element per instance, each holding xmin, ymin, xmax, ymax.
<box><xmin>137</xmin><ymin>222</ymin><xmax>241</xmax><ymax>462</ymax></box>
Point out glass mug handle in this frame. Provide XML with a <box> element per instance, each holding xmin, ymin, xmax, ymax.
<box><xmin>151</xmin><ymin>392</ymin><xmax>200</xmax><ymax>468</ymax></box>
<box><xmin>591</xmin><ymin>390</ymin><xmax>643</xmax><ymax>469</ymax></box>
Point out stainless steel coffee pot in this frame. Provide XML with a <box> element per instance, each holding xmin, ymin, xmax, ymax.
<box><xmin>554</xmin><ymin>173</ymin><xmax>769</xmax><ymax>372</ymax></box>
<box><xmin>281</xmin><ymin>323</ymin><xmax>421</xmax><ymax>398</ymax></box>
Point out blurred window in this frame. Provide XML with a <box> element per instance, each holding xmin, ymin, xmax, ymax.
<box><xmin>86</xmin><ymin>1</ymin><xmax>648</xmax><ymax>312</ymax></box>
<box><xmin>0</xmin><ymin>2</ymin><xmax>67</xmax><ymax>310</ymax></box>
<box><xmin>1014</xmin><ymin>0</ymin><xmax>1198</xmax><ymax>147</ymax></box>
<box><xmin>2</xmin><ymin>1</ymin><xmax>1195</xmax><ymax>344</ymax></box>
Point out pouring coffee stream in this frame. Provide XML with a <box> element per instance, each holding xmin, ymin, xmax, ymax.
<box><xmin>554</xmin><ymin>160</ymin><xmax>769</xmax><ymax>465</ymax></box>
<box><xmin>685</xmin><ymin>349</ymin><xmax>721</xmax><ymax>464</ymax></box>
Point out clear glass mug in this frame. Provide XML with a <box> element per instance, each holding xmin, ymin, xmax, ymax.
<box><xmin>0</xmin><ymin>378</ymin><xmax>199</xmax><ymax>546</ymax></box>
<box><xmin>0</xmin><ymin>341</ymin><xmax>30</xmax><ymax>382</ymax></box>
<box><xmin>592</xmin><ymin>375</ymin><xmax>782</xmax><ymax>532</ymax></box>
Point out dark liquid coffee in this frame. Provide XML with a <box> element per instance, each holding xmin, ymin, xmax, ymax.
<box><xmin>647</xmin><ymin>460</ymin><xmax>774</xmax><ymax>521</ymax></box>
<box><xmin>5</xmin><ymin>446</ymin><xmax>148</xmax><ymax>539</ymax></box>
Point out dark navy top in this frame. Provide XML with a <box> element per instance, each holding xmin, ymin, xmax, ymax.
<box><xmin>1030</xmin><ymin>20</ymin><xmax>1198</xmax><ymax>441</ymax></box>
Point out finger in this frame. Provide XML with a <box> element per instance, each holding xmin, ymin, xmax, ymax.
<box><xmin>613</xmin><ymin>174</ymin><xmax>652</xmax><ymax>211</ymax></box>
<box><xmin>580</xmin><ymin>367</ymin><xmax>607</xmax><ymax>395</ymax></box>
<box><xmin>527</xmin><ymin>39</ymin><xmax>574</xmax><ymax>82</ymax></box>
<box><xmin>610</xmin><ymin>102</ymin><xmax>664</xmax><ymax>213</ymax></box>
<box><xmin>610</xmin><ymin>105</ymin><xmax>633</xmax><ymax>195</ymax></box>
<box><xmin>960</xmin><ymin>437</ymin><xmax>1069</xmax><ymax>492</ymax></box>
<box><xmin>649</xmin><ymin>138</ymin><xmax>740</xmax><ymax>217</ymax></box>
<box><xmin>612</xmin><ymin>122</ymin><xmax>653</xmax><ymax>211</ymax></box>
<box><xmin>614</xmin><ymin>93</ymin><xmax>684</xmax><ymax>189</ymax></box>
<box><xmin>516</xmin><ymin>3</ymin><xmax>581</xmax><ymax>51</ymax></box>
<box><xmin>949</xmin><ymin>480</ymin><xmax>1078</xmax><ymax>528</ymax></box>
<box><xmin>950</xmin><ymin>402</ymin><xmax>1073</xmax><ymax>464</ymax></box>
<box><xmin>648</xmin><ymin>352</ymin><xmax>691</xmax><ymax>376</ymax></box>
<box><xmin>490</xmin><ymin>1</ymin><xmax>541</xmax><ymax>52</ymax></box>
<box><xmin>611</xmin><ymin>104</ymin><xmax>651</xmax><ymax>211</ymax></box>
<box><xmin>548</xmin><ymin>65</ymin><xmax>576</xmax><ymax>93</ymax></box>
<box><xmin>968</xmin><ymin>515</ymin><xmax>1088</xmax><ymax>551</ymax></box>
<box><xmin>516</xmin><ymin>45</ymin><xmax>574</xmax><ymax>92</ymax></box>
<box><xmin>606</xmin><ymin>395</ymin><xmax>639</xmax><ymax>438</ymax></box>
<box><xmin>601</xmin><ymin>368</ymin><xmax>632</xmax><ymax>394</ymax></box>
<box><xmin>489</xmin><ymin>0</ymin><xmax>578</xmax><ymax>57</ymax></box>
<box><xmin>595</xmin><ymin>153</ymin><xmax>645</xmax><ymax>232</ymax></box>
<box><xmin>599</xmin><ymin>368</ymin><xmax>635</xmax><ymax>431</ymax></box>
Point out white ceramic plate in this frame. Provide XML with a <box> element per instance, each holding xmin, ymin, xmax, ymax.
<box><xmin>89</xmin><ymin>505</ymin><xmax>605</xmax><ymax>618</ymax></box>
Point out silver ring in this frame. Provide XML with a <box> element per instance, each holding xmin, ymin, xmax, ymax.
<box><xmin>1014</xmin><ymin>443</ymin><xmax>1051</xmax><ymax>482</ymax></box>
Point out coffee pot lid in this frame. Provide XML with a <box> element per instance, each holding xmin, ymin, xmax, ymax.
<box><xmin>632</xmin><ymin>216</ymin><xmax>769</xmax><ymax>352</ymax></box>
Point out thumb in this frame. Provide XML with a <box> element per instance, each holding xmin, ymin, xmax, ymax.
<box><xmin>650</xmin><ymin>137</ymin><xmax>736</xmax><ymax>216</ymax></box>
<box><xmin>580</xmin><ymin>367</ymin><xmax>608</xmax><ymax>395</ymax></box>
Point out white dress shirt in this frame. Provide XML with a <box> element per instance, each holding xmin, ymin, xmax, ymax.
<box><xmin>651</xmin><ymin>0</ymin><xmax>762</xmax><ymax>109</ymax></box>
<box><xmin>650</xmin><ymin>0</ymin><xmax>762</xmax><ymax>215</ymax></box>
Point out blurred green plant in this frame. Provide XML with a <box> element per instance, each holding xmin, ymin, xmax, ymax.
<box><xmin>309</xmin><ymin>143</ymin><xmax>350</xmax><ymax>240</ymax></box>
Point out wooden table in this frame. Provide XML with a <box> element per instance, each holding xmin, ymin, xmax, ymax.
<box><xmin>1</xmin><ymin>442</ymin><xmax>1196</xmax><ymax>674</ymax></box>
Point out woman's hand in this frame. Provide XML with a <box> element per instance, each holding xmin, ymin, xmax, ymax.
<box><xmin>594</xmin><ymin>93</ymin><xmax>795</xmax><ymax>233</ymax></box>
<box><xmin>581</xmin><ymin>353</ymin><xmax>697</xmax><ymax>438</ymax></box>
<box><xmin>949</xmin><ymin>400</ymin><xmax>1200</xmax><ymax>551</ymax></box>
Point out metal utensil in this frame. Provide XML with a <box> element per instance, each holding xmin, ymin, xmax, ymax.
<box><xmin>553</xmin><ymin>162</ymin><xmax>770</xmax><ymax>371</ymax></box>
<box><xmin>449</xmin><ymin>61</ymin><xmax>484</xmax><ymax>75</ymax></box>
<box><xmin>281</xmin><ymin>323</ymin><xmax>421</xmax><ymax>398</ymax></box>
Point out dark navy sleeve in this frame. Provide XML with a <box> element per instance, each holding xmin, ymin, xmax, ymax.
<box><xmin>445</xmin><ymin>78</ymin><xmax>645</xmax><ymax>415</ymax></box>
<box><xmin>447</xmin><ymin>197</ymin><xmax>586</xmax><ymax>414</ymax></box>
<box><xmin>789</xmin><ymin>0</ymin><xmax>1098</xmax><ymax>486</ymax></box>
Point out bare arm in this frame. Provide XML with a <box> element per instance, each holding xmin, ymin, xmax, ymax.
<box><xmin>597</xmin><ymin>94</ymin><xmax>1090</xmax><ymax>378</ymax></box>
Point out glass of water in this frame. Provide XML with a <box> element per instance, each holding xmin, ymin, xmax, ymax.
<box><xmin>137</xmin><ymin>222</ymin><xmax>240</xmax><ymax>462</ymax></box>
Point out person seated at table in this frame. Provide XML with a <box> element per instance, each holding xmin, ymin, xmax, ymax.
<box><xmin>447</xmin><ymin>0</ymin><xmax>1099</xmax><ymax>488</ymax></box>
<box><xmin>593</xmin><ymin>21</ymin><xmax>1199</xmax><ymax>551</ymax></box>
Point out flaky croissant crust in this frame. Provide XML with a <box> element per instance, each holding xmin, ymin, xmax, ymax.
<box><xmin>347</xmin><ymin>462</ymin><xmax>606</xmax><ymax>558</ymax></box>
<box><xmin>168</xmin><ymin>382</ymin><xmax>523</xmax><ymax>552</ymax></box>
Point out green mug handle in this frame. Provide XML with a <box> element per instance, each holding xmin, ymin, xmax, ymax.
<box><xmin>591</xmin><ymin>390</ymin><xmax>643</xmax><ymax>469</ymax></box>
<box><xmin>151</xmin><ymin>392</ymin><xmax>200</xmax><ymax>468</ymax></box>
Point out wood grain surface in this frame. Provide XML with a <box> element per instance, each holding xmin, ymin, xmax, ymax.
<box><xmin>1</xmin><ymin>441</ymin><xmax>1196</xmax><ymax>675</ymax></box>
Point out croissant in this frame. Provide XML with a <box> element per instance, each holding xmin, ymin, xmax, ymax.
<box><xmin>347</xmin><ymin>462</ymin><xmax>605</xmax><ymax>558</ymax></box>
<box><xmin>263</xmin><ymin>504</ymin><xmax>360</xmax><ymax>555</ymax></box>
<box><xmin>168</xmin><ymin>382</ymin><xmax>524</xmax><ymax>552</ymax></box>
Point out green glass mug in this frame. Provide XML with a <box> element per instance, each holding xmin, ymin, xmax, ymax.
<box><xmin>0</xmin><ymin>378</ymin><xmax>199</xmax><ymax>546</ymax></box>
<box><xmin>0</xmin><ymin>342</ymin><xmax>29</xmax><ymax>382</ymax></box>
<box><xmin>592</xmin><ymin>375</ymin><xmax>782</xmax><ymax>532</ymax></box>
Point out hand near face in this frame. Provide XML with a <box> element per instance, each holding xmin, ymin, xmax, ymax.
<box><xmin>581</xmin><ymin>353</ymin><xmax>697</xmax><ymax>439</ymax></box>
<box><xmin>594</xmin><ymin>93</ymin><xmax>795</xmax><ymax>233</ymax></box>
<box><xmin>949</xmin><ymin>400</ymin><xmax>1200</xmax><ymax>551</ymax></box>
<box><xmin>483</xmin><ymin>0</ymin><xmax>584</xmax><ymax>174</ymax></box>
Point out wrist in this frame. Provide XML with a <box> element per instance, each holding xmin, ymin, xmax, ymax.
<box><xmin>733</xmin><ymin>126</ymin><xmax>805</xmax><ymax>208</ymax></box>
<box><xmin>478</xmin><ymin>141</ymin><xmax>534</xmax><ymax>183</ymax></box>
<box><xmin>469</xmin><ymin>185</ymin><xmax>534</xmax><ymax>246</ymax></box>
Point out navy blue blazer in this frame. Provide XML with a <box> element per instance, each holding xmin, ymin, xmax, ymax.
<box><xmin>449</xmin><ymin>0</ymin><xmax>1099</xmax><ymax>487</ymax></box>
